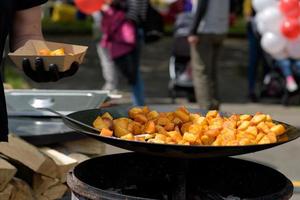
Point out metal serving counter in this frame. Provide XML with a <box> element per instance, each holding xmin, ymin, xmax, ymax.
<box><xmin>5</xmin><ymin>89</ymin><xmax>109</xmax><ymax>145</ymax></box>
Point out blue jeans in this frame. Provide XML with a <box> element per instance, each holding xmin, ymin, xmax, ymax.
<box><xmin>132</xmin><ymin>67</ymin><xmax>145</xmax><ymax>106</ymax></box>
<box><xmin>276</xmin><ymin>59</ymin><xmax>300</xmax><ymax>78</ymax></box>
<box><xmin>293</xmin><ymin>60</ymin><xmax>300</xmax><ymax>77</ymax></box>
<box><xmin>247</xmin><ymin>22</ymin><xmax>269</xmax><ymax>94</ymax></box>
<box><xmin>276</xmin><ymin>59</ymin><xmax>292</xmax><ymax>77</ymax></box>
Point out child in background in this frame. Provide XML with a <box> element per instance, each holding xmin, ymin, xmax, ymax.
<box><xmin>100</xmin><ymin>0</ymin><xmax>146</xmax><ymax>106</ymax></box>
<box><xmin>275</xmin><ymin>59</ymin><xmax>300</xmax><ymax>92</ymax></box>
<box><xmin>92</xmin><ymin>11</ymin><xmax>119</xmax><ymax>91</ymax></box>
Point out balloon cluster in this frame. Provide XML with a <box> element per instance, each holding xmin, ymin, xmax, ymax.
<box><xmin>253</xmin><ymin>0</ymin><xmax>300</xmax><ymax>59</ymax></box>
<box><xmin>74</xmin><ymin>0</ymin><xmax>104</xmax><ymax>15</ymax></box>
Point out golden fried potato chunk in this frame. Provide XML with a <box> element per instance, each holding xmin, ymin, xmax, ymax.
<box><xmin>183</xmin><ymin>132</ymin><xmax>197</xmax><ymax>143</ymax></box>
<box><xmin>251</xmin><ymin>114</ymin><xmax>266</xmax><ymax>125</ymax></box>
<box><xmin>174</xmin><ymin>109</ymin><xmax>190</xmax><ymax>123</ymax></box>
<box><xmin>147</xmin><ymin>110</ymin><xmax>159</xmax><ymax>120</ymax></box>
<box><xmin>93</xmin><ymin>116</ymin><xmax>109</xmax><ymax>131</ymax></box>
<box><xmin>128</xmin><ymin>107</ymin><xmax>143</xmax><ymax>118</ymax></box>
<box><xmin>270</xmin><ymin>124</ymin><xmax>286</xmax><ymax>136</ymax></box>
<box><xmin>100</xmin><ymin>128</ymin><xmax>113</xmax><ymax>137</ymax></box>
<box><xmin>144</xmin><ymin>121</ymin><xmax>156</xmax><ymax>134</ymax></box>
<box><xmin>167</xmin><ymin>131</ymin><xmax>183</xmax><ymax>143</ymax></box>
<box><xmin>133</xmin><ymin>114</ymin><xmax>148</xmax><ymax>124</ymax></box>
<box><xmin>102</xmin><ymin>112</ymin><xmax>113</xmax><ymax>120</ymax></box>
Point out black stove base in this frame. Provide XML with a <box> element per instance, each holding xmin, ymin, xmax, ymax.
<box><xmin>67</xmin><ymin>153</ymin><xmax>293</xmax><ymax>200</ymax></box>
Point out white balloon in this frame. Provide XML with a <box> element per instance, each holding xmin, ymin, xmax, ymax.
<box><xmin>255</xmin><ymin>6</ymin><xmax>282</xmax><ymax>33</ymax></box>
<box><xmin>252</xmin><ymin>0</ymin><xmax>278</xmax><ymax>12</ymax></box>
<box><xmin>261</xmin><ymin>32</ymin><xmax>287</xmax><ymax>55</ymax></box>
<box><xmin>287</xmin><ymin>39</ymin><xmax>300</xmax><ymax>59</ymax></box>
<box><xmin>271</xmin><ymin>49</ymin><xmax>289</xmax><ymax>60</ymax></box>
<box><xmin>256</xmin><ymin>21</ymin><xmax>268</xmax><ymax>35</ymax></box>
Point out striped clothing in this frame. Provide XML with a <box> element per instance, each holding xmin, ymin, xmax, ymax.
<box><xmin>126</xmin><ymin>0</ymin><xmax>148</xmax><ymax>25</ymax></box>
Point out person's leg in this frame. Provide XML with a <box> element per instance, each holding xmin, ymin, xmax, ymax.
<box><xmin>276</xmin><ymin>59</ymin><xmax>298</xmax><ymax>92</ymax></box>
<box><xmin>247</xmin><ymin>22</ymin><xmax>260</xmax><ymax>99</ymax></box>
<box><xmin>131</xmin><ymin>28</ymin><xmax>145</xmax><ymax>106</ymax></box>
<box><xmin>209</xmin><ymin>34</ymin><xmax>225</xmax><ymax>108</ymax></box>
<box><xmin>96</xmin><ymin>44</ymin><xmax>118</xmax><ymax>90</ymax></box>
<box><xmin>293</xmin><ymin>60</ymin><xmax>300</xmax><ymax>77</ymax></box>
<box><xmin>276</xmin><ymin>59</ymin><xmax>292</xmax><ymax>77</ymax></box>
<box><xmin>190</xmin><ymin>34</ymin><xmax>214</xmax><ymax>109</ymax></box>
<box><xmin>132</xmin><ymin>67</ymin><xmax>145</xmax><ymax>106</ymax></box>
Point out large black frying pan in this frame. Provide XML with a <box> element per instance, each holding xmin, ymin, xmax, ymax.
<box><xmin>63</xmin><ymin>105</ymin><xmax>300</xmax><ymax>158</ymax></box>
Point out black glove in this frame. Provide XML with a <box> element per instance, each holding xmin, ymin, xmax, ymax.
<box><xmin>22</xmin><ymin>57</ymin><xmax>79</xmax><ymax>82</ymax></box>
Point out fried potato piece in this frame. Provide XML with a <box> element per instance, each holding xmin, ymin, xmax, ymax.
<box><xmin>173</xmin><ymin>117</ymin><xmax>183</xmax><ymax>125</ymax></box>
<box><xmin>201</xmin><ymin>135</ymin><xmax>214</xmax><ymax>145</ymax></box>
<box><xmin>190</xmin><ymin>113</ymin><xmax>201</xmax><ymax>122</ymax></box>
<box><xmin>257</xmin><ymin>122</ymin><xmax>270</xmax><ymax>134</ymax></box>
<box><xmin>181</xmin><ymin>122</ymin><xmax>193</xmax><ymax>134</ymax></box>
<box><xmin>147</xmin><ymin>110</ymin><xmax>159</xmax><ymax>120</ymax></box>
<box><xmin>93</xmin><ymin>116</ymin><xmax>109</xmax><ymax>131</ymax></box>
<box><xmin>156</xmin><ymin>125</ymin><xmax>167</xmax><ymax>135</ymax></box>
<box><xmin>167</xmin><ymin>131</ymin><xmax>183</xmax><ymax>143</ymax></box>
<box><xmin>204</xmin><ymin>129</ymin><xmax>219</xmax><ymax>138</ymax></box>
<box><xmin>133</xmin><ymin>114</ymin><xmax>148</xmax><ymax>124</ymax></box>
<box><xmin>157</xmin><ymin>117</ymin><xmax>170</xmax><ymax>126</ymax></box>
<box><xmin>238</xmin><ymin>121</ymin><xmax>250</xmax><ymax>131</ymax></box>
<box><xmin>258</xmin><ymin>136</ymin><xmax>271</xmax><ymax>144</ymax></box>
<box><xmin>100</xmin><ymin>128</ymin><xmax>113</xmax><ymax>137</ymax></box>
<box><xmin>38</xmin><ymin>49</ymin><xmax>51</xmax><ymax>56</ymax></box>
<box><xmin>245</xmin><ymin>126</ymin><xmax>258</xmax><ymax>136</ymax></box>
<box><xmin>174</xmin><ymin>109</ymin><xmax>190</xmax><ymax>123</ymax></box>
<box><xmin>270</xmin><ymin>124</ymin><xmax>286</xmax><ymax>136</ymax></box>
<box><xmin>206</xmin><ymin>110</ymin><xmax>218</xmax><ymax>118</ymax></box>
<box><xmin>164</xmin><ymin>122</ymin><xmax>175</xmax><ymax>131</ymax></box>
<box><xmin>113</xmin><ymin>118</ymin><xmax>131</xmax><ymax>137</ymax></box>
<box><xmin>128</xmin><ymin>107</ymin><xmax>143</xmax><ymax>118</ymax></box>
<box><xmin>251</xmin><ymin>114</ymin><xmax>266</xmax><ymax>125</ymax></box>
<box><xmin>144</xmin><ymin>121</ymin><xmax>156</xmax><ymax>134</ymax></box>
<box><xmin>114</xmin><ymin>126</ymin><xmax>131</xmax><ymax>138</ymax></box>
<box><xmin>102</xmin><ymin>112</ymin><xmax>113</xmax><ymax>120</ymax></box>
<box><xmin>240</xmin><ymin>114</ymin><xmax>252</xmax><ymax>121</ymax></box>
<box><xmin>183</xmin><ymin>132</ymin><xmax>197</xmax><ymax>143</ymax></box>
<box><xmin>142</xmin><ymin>106</ymin><xmax>150</xmax><ymax>114</ymax></box>
<box><xmin>50</xmin><ymin>48</ymin><xmax>65</xmax><ymax>56</ymax></box>
<box><xmin>120</xmin><ymin>133</ymin><xmax>134</xmax><ymax>140</ymax></box>
<box><xmin>131</xmin><ymin>122</ymin><xmax>143</xmax><ymax>135</ymax></box>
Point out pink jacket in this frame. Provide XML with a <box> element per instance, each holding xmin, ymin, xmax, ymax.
<box><xmin>100</xmin><ymin>7</ymin><xmax>136</xmax><ymax>59</ymax></box>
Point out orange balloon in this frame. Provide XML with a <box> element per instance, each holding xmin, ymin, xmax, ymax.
<box><xmin>74</xmin><ymin>0</ymin><xmax>104</xmax><ymax>15</ymax></box>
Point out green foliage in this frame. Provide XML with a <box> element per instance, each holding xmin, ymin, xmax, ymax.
<box><xmin>229</xmin><ymin>17</ymin><xmax>247</xmax><ymax>37</ymax></box>
<box><xmin>4</xmin><ymin>66</ymin><xmax>30</xmax><ymax>89</ymax></box>
<box><xmin>42</xmin><ymin>18</ymin><xmax>93</xmax><ymax>35</ymax></box>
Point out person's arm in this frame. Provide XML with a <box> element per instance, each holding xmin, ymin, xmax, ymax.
<box><xmin>10</xmin><ymin>5</ymin><xmax>79</xmax><ymax>82</ymax></box>
<box><xmin>126</xmin><ymin>0</ymin><xmax>139</xmax><ymax>24</ymax></box>
<box><xmin>188</xmin><ymin>0</ymin><xmax>209</xmax><ymax>44</ymax></box>
<box><xmin>10</xmin><ymin>6</ymin><xmax>44</xmax><ymax>52</ymax></box>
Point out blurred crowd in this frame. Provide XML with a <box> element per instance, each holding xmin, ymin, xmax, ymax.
<box><xmin>44</xmin><ymin>0</ymin><xmax>300</xmax><ymax>108</ymax></box>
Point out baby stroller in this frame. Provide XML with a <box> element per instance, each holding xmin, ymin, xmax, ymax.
<box><xmin>168</xmin><ymin>12</ymin><xmax>195</xmax><ymax>103</ymax></box>
<box><xmin>260</xmin><ymin>54</ymin><xmax>300</xmax><ymax>105</ymax></box>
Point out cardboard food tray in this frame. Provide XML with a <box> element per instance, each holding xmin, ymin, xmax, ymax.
<box><xmin>8</xmin><ymin>40</ymin><xmax>88</xmax><ymax>72</ymax></box>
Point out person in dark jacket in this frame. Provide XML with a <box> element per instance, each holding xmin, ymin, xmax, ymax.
<box><xmin>0</xmin><ymin>0</ymin><xmax>79</xmax><ymax>141</ymax></box>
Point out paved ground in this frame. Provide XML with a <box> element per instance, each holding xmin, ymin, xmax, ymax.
<box><xmin>4</xmin><ymin>35</ymin><xmax>300</xmax><ymax>198</ymax></box>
